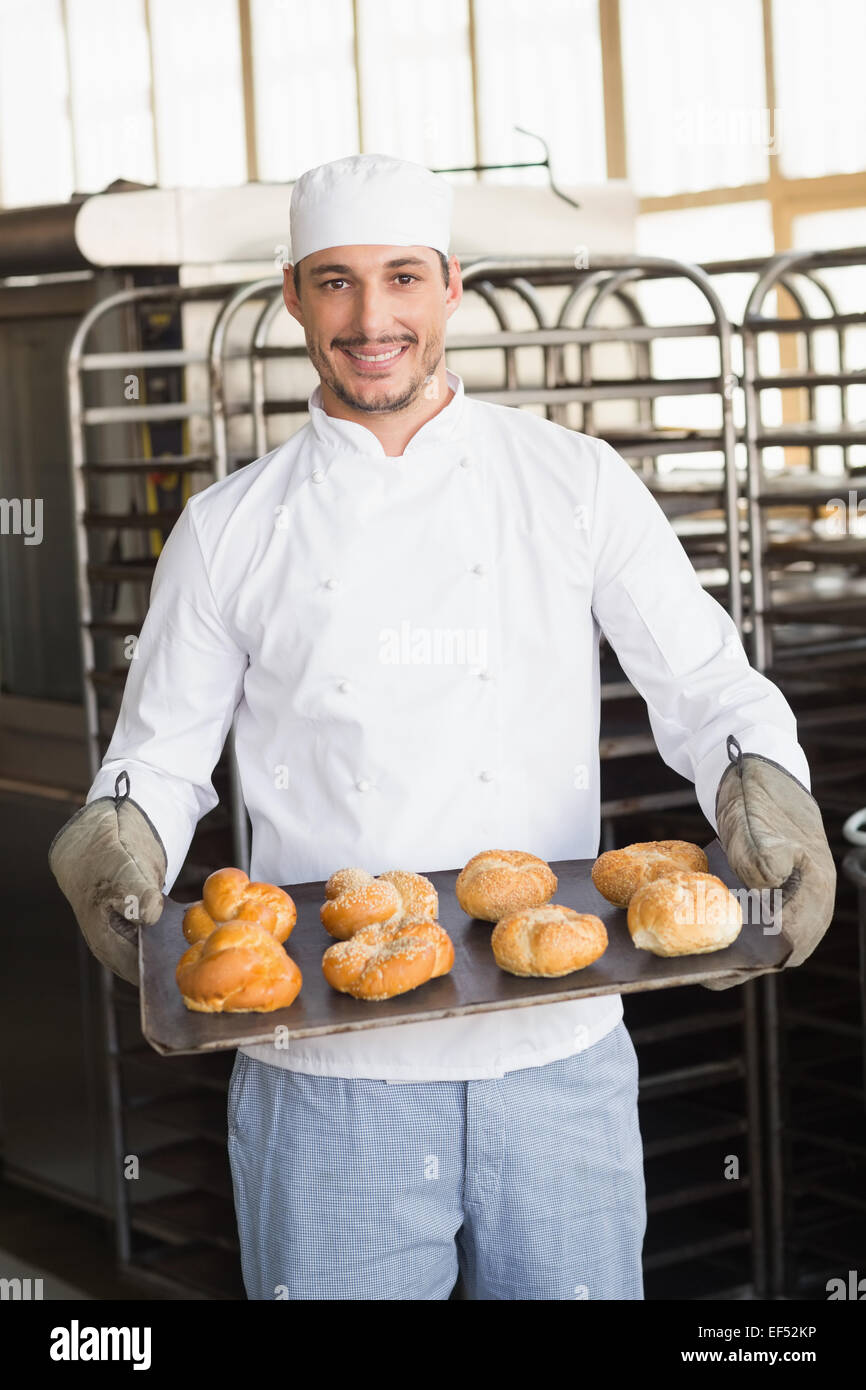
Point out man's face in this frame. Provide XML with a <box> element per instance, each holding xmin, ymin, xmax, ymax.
<box><xmin>283</xmin><ymin>244</ymin><xmax>462</xmax><ymax>414</ymax></box>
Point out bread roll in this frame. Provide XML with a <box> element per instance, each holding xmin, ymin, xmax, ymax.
<box><xmin>324</xmin><ymin>867</ymin><xmax>374</xmax><ymax>900</ymax></box>
<box><xmin>627</xmin><ymin>870</ymin><xmax>743</xmax><ymax>957</ymax></box>
<box><xmin>176</xmin><ymin>920</ymin><xmax>302</xmax><ymax>1012</ymax></box>
<box><xmin>455</xmin><ymin>849</ymin><xmax>557</xmax><ymax>922</ymax></box>
<box><xmin>377</xmin><ymin>869</ymin><xmax>439</xmax><ymax>923</ymax></box>
<box><xmin>491</xmin><ymin>905</ymin><xmax>608</xmax><ymax>977</ymax></box>
<box><xmin>322</xmin><ymin>918</ymin><xmax>454</xmax><ymax>1000</ymax></box>
<box><xmin>320</xmin><ymin>875</ymin><xmax>403</xmax><ymax>940</ymax></box>
<box><xmin>182</xmin><ymin>867</ymin><xmax>297</xmax><ymax>944</ymax></box>
<box><xmin>182</xmin><ymin>901</ymin><xmax>218</xmax><ymax>945</ymax></box>
<box><xmin>591</xmin><ymin>840</ymin><xmax>708</xmax><ymax>908</ymax></box>
<box><xmin>320</xmin><ymin>867</ymin><xmax>438</xmax><ymax>939</ymax></box>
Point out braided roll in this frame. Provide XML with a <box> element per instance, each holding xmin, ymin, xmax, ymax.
<box><xmin>177</xmin><ymin>920</ymin><xmax>302</xmax><ymax>1012</ymax></box>
<box><xmin>320</xmin><ymin>866</ymin><xmax>438</xmax><ymax>940</ymax></box>
<box><xmin>322</xmin><ymin>918</ymin><xmax>454</xmax><ymax>1000</ymax></box>
<box><xmin>182</xmin><ymin>867</ymin><xmax>297</xmax><ymax>944</ymax></box>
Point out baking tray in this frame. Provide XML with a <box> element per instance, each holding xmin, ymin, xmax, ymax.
<box><xmin>140</xmin><ymin>838</ymin><xmax>793</xmax><ymax>1055</ymax></box>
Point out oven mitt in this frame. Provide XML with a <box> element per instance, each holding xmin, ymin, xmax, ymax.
<box><xmin>48</xmin><ymin>771</ymin><xmax>167</xmax><ymax>988</ymax></box>
<box><xmin>702</xmin><ymin>734</ymin><xmax>837</xmax><ymax>991</ymax></box>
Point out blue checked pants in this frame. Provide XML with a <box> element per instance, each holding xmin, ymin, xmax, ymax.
<box><xmin>227</xmin><ymin>1017</ymin><xmax>646</xmax><ymax>1300</ymax></box>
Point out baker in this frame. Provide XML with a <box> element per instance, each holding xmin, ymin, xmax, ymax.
<box><xmin>49</xmin><ymin>152</ymin><xmax>836</xmax><ymax>1301</ymax></box>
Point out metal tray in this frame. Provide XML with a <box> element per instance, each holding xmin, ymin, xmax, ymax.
<box><xmin>140</xmin><ymin>838</ymin><xmax>793</xmax><ymax>1055</ymax></box>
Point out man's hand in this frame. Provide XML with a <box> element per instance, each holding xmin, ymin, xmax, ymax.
<box><xmin>48</xmin><ymin>772</ymin><xmax>167</xmax><ymax>987</ymax></box>
<box><xmin>703</xmin><ymin>735</ymin><xmax>837</xmax><ymax>991</ymax></box>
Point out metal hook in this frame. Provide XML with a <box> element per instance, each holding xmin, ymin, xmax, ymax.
<box><xmin>725</xmin><ymin>734</ymin><xmax>744</xmax><ymax>771</ymax></box>
<box><xmin>512</xmin><ymin>126</ymin><xmax>582</xmax><ymax>210</ymax></box>
<box><xmin>431</xmin><ymin>127</ymin><xmax>581</xmax><ymax>210</ymax></box>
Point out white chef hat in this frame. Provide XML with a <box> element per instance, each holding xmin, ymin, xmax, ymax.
<box><xmin>289</xmin><ymin>153</ymin><xmax>453</xmax><ymax>266</ymax></box>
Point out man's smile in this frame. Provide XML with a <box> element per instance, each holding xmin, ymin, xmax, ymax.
<box><xmin>338</xmin><ymin>342</ymin><xmax>412</xmax><ymax>373</ymax></box>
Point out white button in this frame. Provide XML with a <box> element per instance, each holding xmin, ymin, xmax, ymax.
<box><xmin>324</xmin><ymin>577</ymin><xmax>339</xmax><ymax>590</ymax></box>
<box><xmin>471</xmin><ymin>563</ymin><xmax>486</xmax><ymax>576</ymax></box>
<box><xmin>356</xmin><ymin>778</ymin><xmax>372</xmax><ymax>792</ymax></box>
<box><xmin>478</xmin><ymin>669</ymin><xmax>493</xmax><ymax>680</ymax></box>
<box><xmin>311</xmin><ymin>469</ymin><xmax>326</xmax><ymax>483</ymax></box>
<box><xmin>479</xmin><ymin>770</ymin><xmax>495</xmax><ymax>782</ymax></box>
<box><xmin>458</xmin><ymin>455</ymin><xmax>472</xmax><ymax>469</ymax></box>
<box><xmin>337</xmin><ymin>680</ymin><xmax>351</xmax><ymax>693</ymax></box>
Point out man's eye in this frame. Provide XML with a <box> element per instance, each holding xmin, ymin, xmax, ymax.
<box><xmin>322</xmin><ymin>274</ymin><xmax>418</xmax><ymax>289</ymax></box>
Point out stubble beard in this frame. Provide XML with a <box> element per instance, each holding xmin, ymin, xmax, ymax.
<box><xmin>309</xmin><ymin>326</ymin><xmax>444</xmax><ymax>415</ymax></box>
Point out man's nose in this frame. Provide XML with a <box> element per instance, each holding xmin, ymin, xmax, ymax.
<box><xmin>352</xmin><ymin>283</ymin><xmax>399</xmax><ymax>341</ymax></box>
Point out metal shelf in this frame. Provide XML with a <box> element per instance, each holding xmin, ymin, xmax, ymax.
<box><xmin>639</xmin><ymin>1098</ymin><xmax>747</xmax><ymax>1159</ymax></box>
<box><xmin>130</xmin><ymin>1192</ymin><xmax>240</xmax><ymax>1254</ymax></box>
<box><xmin>133</xmin><ymin>1091</ymin><xmax>229</xmax><ymax>1145</ymax></box>
<box><xmin>139</xmin><ymin>1137</ymin><xmax>234</xmax><ymax>1201</ymax></box>
<box><xmin>642</xmin><ymin>1207</ymin><xmax>750</xmax><ymax>1272</ymax></box>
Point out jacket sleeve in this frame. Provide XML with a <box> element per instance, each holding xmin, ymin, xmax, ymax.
<box><xmin>85</xmin><ymin>500</ymin><xmax>248</xmax><ymax>891</ymax></box>
<box><xmin>589</xmin><ymin>436</ymin><xmax>811</xmax><ymax>833</ymax></box>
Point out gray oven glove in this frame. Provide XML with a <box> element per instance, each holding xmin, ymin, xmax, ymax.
<box><xmin>702</xmin><ymin>734</ymin><xmax>837</xmax><ymax>991</ymax></box>
<box><xmin>48</xmin><ymin>771</ymin><xmax>167</xmax><ymax>988</ymax></box>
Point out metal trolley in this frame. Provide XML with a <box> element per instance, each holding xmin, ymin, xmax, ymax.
<box><xmin>739</xmin><ymin>246</ymin><xmax>866</xmax><ymax>1299</ymax></box>
<box><xmin>66</xmin><ymin>278</ymin><xmax>274</xmax><ymax>1297</ymax></box>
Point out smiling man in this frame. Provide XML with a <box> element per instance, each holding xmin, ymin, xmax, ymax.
<box><xmin>50</xmin><ymin>152</ymin><xmax>836</xmax><ymax>1301</ymax></box>
<box><xmin>285</xmin><ymin>242</ymin><xmax>456</xmax><ymax>452</ymax></box>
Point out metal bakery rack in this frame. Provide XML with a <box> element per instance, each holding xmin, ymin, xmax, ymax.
<box><xmin>738</xmin><ymin>247</ymin><xmax>866</xmax><ymax>1300</ymax></box>
<box><xmin>62</xmin><ymin>247</ymin><xmax>866</xmax><ymax>1299</ymax></box>
<box><xmin>66</xmin><ymin>277</ymin><xmax>268</xmax><ymax>1299</ymax></box>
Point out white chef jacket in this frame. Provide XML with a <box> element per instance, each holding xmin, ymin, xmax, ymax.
<box><xmin>87</xmin><ymin>367</ymin><xmax>812</xmax><ymax>1081</ymax></box>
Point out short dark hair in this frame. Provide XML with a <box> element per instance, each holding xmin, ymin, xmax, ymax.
<box><xmin>292</xmin><ymin>249</ymin><xmax>449</xmax><ymax>294</ymax></box>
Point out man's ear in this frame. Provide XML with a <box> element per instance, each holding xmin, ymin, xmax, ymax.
<box><xmin>283</xmin><ymin>264</ymin><xmax>302</xmax><ymax>324</ymax></box>
<box><xmin>445</xmin><ymin>254</ymin><xmax>463</xmax><ymax>321</ymax></box>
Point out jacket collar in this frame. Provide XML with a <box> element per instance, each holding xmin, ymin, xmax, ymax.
<box><xmin>307</xmin><ymin>368</ymin><xmax>466</xmax><ymax>458</ymax></box>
